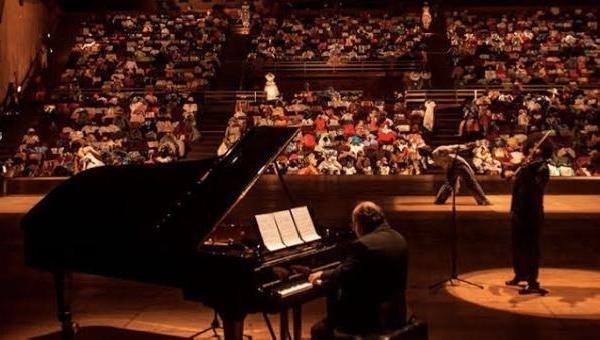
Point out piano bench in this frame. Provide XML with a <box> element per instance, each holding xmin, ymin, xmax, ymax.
<box><xmin>333</xmin><ymin>319</ymin><xmax>428</xmax><ymax>340</ymax></box>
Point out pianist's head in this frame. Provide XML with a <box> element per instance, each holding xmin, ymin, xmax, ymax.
<box><xmin>352</xmin><ymin>201</ymin><xmax>386</xmax><ymax>236</ymax></box>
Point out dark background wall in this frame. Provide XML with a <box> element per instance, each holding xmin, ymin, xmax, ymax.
<box><xmin>55</xmin><ymin>0</ymin><xmax>157</xmax><ymax>11</ymax></box>
<box><xmin>0</xmin><ymin>0</ymin><xmax>59</xmax><ymax>100</ymax></box>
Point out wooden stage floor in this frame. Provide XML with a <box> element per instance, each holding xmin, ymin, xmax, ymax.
<box><xmin>2</xmin><ymin>194</ymin><xmax>600</xmax><ymax>215</ymax></box>
<box><xmin>0</xmin><ymin>193</ymin><xmax>599</xmax><ymax>339</ymax></box>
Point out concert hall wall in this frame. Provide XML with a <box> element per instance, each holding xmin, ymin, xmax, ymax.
<box><xmin>0</xmin><ymin>0</ymin><xmax>57</xmax><ymax>101</ymax></box>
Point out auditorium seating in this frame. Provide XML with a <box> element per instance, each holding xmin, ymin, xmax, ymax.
<box><xmin>3</xmin><ymin>10</ymin><xmax>231</xmax><ymax>177</ymax></box>
<box><xmin>217</xmin><ymin>89</ymin><xmax>432</xmax><ymax>176</ymax></box>
<box><xmin>3</xmin><ymin>5</ymin><xmax>599</xmax><ymax>178</ymax></box>
<box><xmin>447</xmin><ymin>8</ymin><xmax>600</xmax><ymax>87</ymax></box>
<box><xmin>249</xmin><ymin>13</ymin><xmax>424</xmax><ymax>62</ymax></box>
<box><xmin>61</xmin><ymin>12</ymin><xmax>229</xmax><ymax>91</ymax></box>
<box><xmin>455</xmin><ymin>86</ymin><xmax>599</xmax><ymax>176</ymax></box>
<box><xmin>248</xmin><ymin>12</ymin><xmax>426</xmax><ymax>77</ymax></box>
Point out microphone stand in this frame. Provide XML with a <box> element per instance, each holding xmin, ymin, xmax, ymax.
<box><xmin>189</xmin><ymin>310</ymin><xmax>253</xmax><ymax>340</ymax></box>
<box><xmin>189</xmin><ymin>310</ymin><xmax>222</xmax><ymax>339</ymax></box>
<box><xmin>430</xmin><ymin>145</ymin><xmax>483</xmax><ymax>291</ymax></box>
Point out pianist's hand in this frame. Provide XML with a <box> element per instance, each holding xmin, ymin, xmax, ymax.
<box><xmin>308</xmin><ymin>271</ymin><xmax>323</xmax><ymax>285</ymax></box>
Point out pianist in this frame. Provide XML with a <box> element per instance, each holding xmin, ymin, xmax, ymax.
<box><xmin>308</xmin><ymin>201</ymin><xmax>408</xmax><ymax>339</ymax></box>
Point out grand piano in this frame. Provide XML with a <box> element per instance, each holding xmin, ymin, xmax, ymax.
<box><xmin>22</xmin><ymin>126</ymin><xmax>352</xmax><ymax>340</ymax></box>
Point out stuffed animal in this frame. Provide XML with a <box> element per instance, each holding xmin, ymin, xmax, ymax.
<box><xmin>472</xmin><ymin>140</ymin><xmax>502</xmax><ymax>174</ymax></box>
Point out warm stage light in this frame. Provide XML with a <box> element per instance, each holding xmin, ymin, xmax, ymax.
<box><xmin>445</xmin><ymin>268</ymin><xmax>600</xmax><ymax>320</ymax></box>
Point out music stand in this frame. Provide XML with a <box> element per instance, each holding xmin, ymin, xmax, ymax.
<box><xmin>430</xmin><ymin>145</ymin><xmax>483</xmax><ymax>291</ymax></box>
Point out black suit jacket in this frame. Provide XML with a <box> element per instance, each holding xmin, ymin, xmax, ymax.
<box><xmin>321</xmin><ymin>223</ymin><xmax>408</xmax><ymax>334</ymax></box>
<box><xmin>511</xmin><ymin>160</ymin><xmax>550</xmax><ymax>221</ymax></box>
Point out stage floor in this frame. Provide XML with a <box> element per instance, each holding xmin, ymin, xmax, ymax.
<box><xmin>1</xmin><ymin>193</ymin><xmax>599</xmax><ymax>339</ymax></box>
<box><xmin>3</xmin><ymin>194</ymin><xmax>600</xmax><ymax>215</ymax></box>
<box><xmin>446</xmin><ymin>268</ymin><xmax>600</xmax><ymax>320</ymax></box>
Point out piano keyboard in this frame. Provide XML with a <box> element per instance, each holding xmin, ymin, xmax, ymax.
<box><xmin>276</xmin><ymin>282</ymin><xmax>314</xmax><ymax>298</ymax></box>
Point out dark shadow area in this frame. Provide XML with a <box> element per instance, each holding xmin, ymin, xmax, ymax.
<box><xmin>32</xmin><ymin>326</ymin><xmax>186</xmax><ymax>340</ymax></box>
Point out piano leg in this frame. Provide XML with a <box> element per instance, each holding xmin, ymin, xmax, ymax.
<box><xmin>292</xmin><ymin>306</ymin><xmax>302</xmax><ymax>340</ymax></box>
<box><xmin>54</xmin><ymin>270</ymin><xmax>77</xmax><ymax>340</ymax></box>
<box><xmin>262</xmin><ymin>313</ymin><xmax>276</xmax><ymax>339</ymax></box>
<box><xmin>280</xmin><ymin>310</ymin><xmax>289</xmax><ymax>340</ymax></box>
<box><xmin>221</xmin><ymin>313</ymin><xmax>246</xmax><ymax>340</ymax></box>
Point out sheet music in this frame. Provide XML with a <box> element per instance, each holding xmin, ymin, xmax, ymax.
<box><xmin>291</xmin><ymin>206</ymin><xmax>321</xmax><ymax>242</ymax></box>
<box><xmin>255</xmin><ymin>213</ymin><xmax>286</xmax><ymax>251</ymax></box>
<box><xmin>273</xmin><ymin>210</ymin><xmax>304</xmax><ymax>247</ymax></box>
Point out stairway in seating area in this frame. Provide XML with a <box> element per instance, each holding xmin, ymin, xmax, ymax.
<box><xmin>404</xmin><ymin>89</ymin><xmax>472</xmax><ymax>147</ymax></box>
<box><xmin>187</xmin><ymin>31</ymin><xmax>252</xmax><ymax>160</ymax></box>
<box><xmin>431</xmin><ymin>105</ymin><xmax>463</xmax><ymax>147</ymax></box>
<box><xmin>187</xmin><ymin>101</ymin><xmax>235</xmax><ymax>160</ymax></box>
<box><xmin>424</xmin><ymin>6</ymin><xmax>454</xmax><ymax>89</ymax></box>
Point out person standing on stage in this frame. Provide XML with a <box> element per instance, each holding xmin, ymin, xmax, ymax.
<box><xmin>309</xmin><ymin>202</ymin><xmax>408</xmax><ymax>339</ymax></box>
<box><xmin>504</xmin><ymin>132</ymin><xmax>553</xmax><ymax>295</ymax></box>
<box><xmin>421</xmin><ymin>2</ymin><xmax>433</xmax><ymax>31</ymax></box>
<box><xmin>432</xmin><ymin>143</ymin><xmax>491</xmax><ymax>206</ymax></box>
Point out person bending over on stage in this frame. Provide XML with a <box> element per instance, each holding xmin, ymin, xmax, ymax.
<box><xmin>309</xmin><ymin>201</ymin><xmax>408</xmax><ymax>339</ymax></box>
<box><xmin>504</xmin><ymin>132</ymin><xmax>553</xmax><ymax>295</ymax></box>
<box><xmin>432</xmin><ymin>143</ymin><xmax>491</xmax><ymax>205</ymax></box>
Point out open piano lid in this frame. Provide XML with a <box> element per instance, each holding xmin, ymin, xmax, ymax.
<box><xmin>22</xmin><ymin>126</ymin><xmax>298</xmax><ymax>285</ymax></box>
<box><xmin>179</xmin><ymin>126</ymin><xmax>299</xmax><ymax>250</ymax></box>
